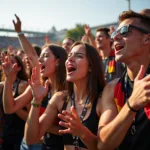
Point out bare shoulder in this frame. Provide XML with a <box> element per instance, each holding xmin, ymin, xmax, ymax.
<box><xmin>97</xmin><ymin>78</ymin><xmax>119</xmax><ymax>115</ymax></box>
<box><xmin>49</xmin><ymin>90</ymin><xmax>68</xmax><ymax>112</ymax></box>
<box><xmin>19</xmin><ymin>80</ymin><xmax>29</xmax><ymax>94</ymax></box>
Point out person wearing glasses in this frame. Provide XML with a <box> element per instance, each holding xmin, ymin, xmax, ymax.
<box><xmin>97</xmin><ymin>10</ymin><xmax>150</xmax><ymax>150</ymax></box>
<box><xmin>84</xmin><ymin>25</ymin><xmax>125</xmax><ymax>83</ymax></box>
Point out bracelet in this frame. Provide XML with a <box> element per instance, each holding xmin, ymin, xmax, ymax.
<box><xmin>31</xmin><ymin>99</ymin><xmax>41</xmax><ymax>107</ymax></box>
<box><xmin>126</xmin><ymin>100</ymin><xmax>138</xmax><ymax>112</ymax></box>
<box><xmin>17</xmin><ymin>31</ymin><xmax>24</xmax><ymax>36</ymax></box>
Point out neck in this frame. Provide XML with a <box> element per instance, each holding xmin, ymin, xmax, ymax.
<box><xmin>126</xmin><ymin>57</ymin><xmax>150</xmax><ymax>81</ymax></box>
<box><xmin>73</xmin><ymin>77</ymin><xmax>88</xmax><ymax>103</ymax></box>
<box><xmin>99</xmin><ymin>46</ymin><xmax>111</xmax><ymax>59</ymax></box>
<box><xmin>48</xmin><ymin>74</ymin><xmax>57</xmax><ymax>96</ymax></box>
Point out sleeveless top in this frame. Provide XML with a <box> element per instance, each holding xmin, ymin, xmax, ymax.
<box><xmin>114</xmin><ymin>70</ymin><xmax>150</xmax><ymax>150</ymax></box>
<box><xmin>41</xmin><ymin>92</ymin><xmax>64</xmax><ymax>150</ymax></box>
<box><xmin>61</xmin><ymin>97</ymin><xmax>99</xmax><ymax>148</ymax></box>
<box><xmin>3</xmin><ymin>79</ymin><xmax>26</xmax><ymax>144</ymax></box>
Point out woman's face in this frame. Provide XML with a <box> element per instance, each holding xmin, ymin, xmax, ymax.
<box><xmin>39</xmin><ymin>47</ymin><xmax>59</xmax><ymax>78</ymax></box>
<box><xmin>65</xmin><ymin>44</ymin><xmax>89</xmax><ymax>82</ymax></box>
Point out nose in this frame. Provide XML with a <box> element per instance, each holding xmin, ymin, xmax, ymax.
<box><xmin>67</xmin><ymin>54</ymin><xmax>75</xmax><ymax>62</ymax></box>
<box><xmin>38</xmin><ymin>56</ymin><xmax>43</xmax><ymax>62</ymax></box>
<box><xmin>113</xmin><ymin>31</ymin><xmax>122</xmax><ymax>41</ymax></box>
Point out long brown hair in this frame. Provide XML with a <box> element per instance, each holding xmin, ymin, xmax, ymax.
<box><xmin>67</xmin><ymin>42</ymin><xmax>106</xmax><ymax>104</ymax></box>
<box><xmin>42</xmin><ymin>44</ymin><xmax>67</xmax><ymax>91</ymax></box>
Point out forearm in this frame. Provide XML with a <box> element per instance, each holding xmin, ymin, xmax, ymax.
<box><xmin>98</xmin><ymin>104</ymin><xmax>136</xmax><ymax>150</ymax></box>
<box><xmin>80</xmin><ymin>127</ymin><xmax>98</xmax><ymax>150</ymax></box>
<box><xmin>88</xmin><ymin>35</ymin><xmax>97</xmax><ymax>49</ymax></box>
<box><xmin>24</xmin><ymin>104</ymin><xmax>41</xmax><ymax>144</ymax></box>
<box><xmin>3</xmin><ymin>78</ymin><xmax>15</xmax><ymax>113</ymax></box>
<box><xmin>18</xmin><ymin>34</ymin><xmax>39</xmax><ymax>67</ymax></box>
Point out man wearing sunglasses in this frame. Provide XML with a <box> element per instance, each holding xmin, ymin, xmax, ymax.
<box><xmin>98</xmin><ymin>10</ymin><xmax>150</xmax><ymax>150</ymax></box>
<box><xmin>84</xmin><ymin>25</ymin><xmax>125</xmax><ymax>83</ymax></box>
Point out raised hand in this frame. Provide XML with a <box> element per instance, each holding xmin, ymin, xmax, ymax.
<box><xmin>44</xmin><ymin>34</ymin><xmax>51</xmax><ymax>45</ymax></box>
<box><xmin>84</xmin><ymin>24</ymin><xmax>91</xmax><ymax>36</ymax></box>
<box><xmin>81</xmin><ymin>34</ymin><xmax>88</xmax><ymax>43</ymax></box>
<box><xmin>28</xmin><ymin>67</ymin><xmax>49</xmax><ymax>103</ymax></box>
<box><xmin>2</xmin><ymin>53</ymin><xmax>18</xmax><ymax>82</ymax></box>
<box><xmin>109</xmin><ymin>25</ymin><xmax>115</xmax><ymax>35</ymax></box>
<box><xmin>12</xmin><ymin>14</ymin><xmax>22</xmax><ymax>33</ymax></box>
<box><xmin>129</xmin><ymin>65</ymin><xmax>150</xmax><ymax>110</ymax></box>
<box><xmin>58</xmin><ymin>106</ymin><xmax>85</xmax><ymax>137</ymax></box>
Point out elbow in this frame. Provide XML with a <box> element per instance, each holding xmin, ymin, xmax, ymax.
<box><xmin>3</xmin><ymin>107</ymin><xmax>14</xmax><ymax>114</ymax></box>
<box><xmin>97</xmin><ymin>140</ymin><xmax>114</xmax><ymax>150</ymax></box>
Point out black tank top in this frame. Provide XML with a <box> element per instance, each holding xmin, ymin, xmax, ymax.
<box><xmin>3</xmin><ymin>79</ymin><xmax>26</xmax><ymax>143</ymax></box>
<box><xmin>41</xmin><ymin>92</ymin><xmax>64</xmax><ymax>150</ymax></box>
<box><xmin>61</xmin><ymin>97</ymin><xmax>99</xmax><ymax>148</ymax></box>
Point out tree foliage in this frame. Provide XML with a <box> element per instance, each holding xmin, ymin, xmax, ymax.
<box><xmin>65</xmin><ymin>24</ymin><xmax>85</xmax><ymax>41</ymax></box>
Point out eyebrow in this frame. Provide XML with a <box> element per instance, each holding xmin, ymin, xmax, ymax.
<box><xmin>69</xmin><ymin>52</ymin><xmax>86</xmax><ymax>55</ymax></box>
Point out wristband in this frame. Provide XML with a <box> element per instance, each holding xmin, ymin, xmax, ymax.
<box><xmin>31</xmin><ymin>99</ymin><xmax>41</xmax><ymax>107</ymax></box>
<box><xmin>126</xmin><ymin>100</ymin><xmax>138</xmax><ymax>112</ymax></box>
<box><xmin>17</xmin><ymin>31</ymin><xmax>24</xmax><ymax>36</ymax></box>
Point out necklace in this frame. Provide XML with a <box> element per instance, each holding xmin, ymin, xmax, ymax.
<box><xmin>71</xmin><ymin>93</ymin><xmax>90</xmax><ymax>150</ymax></box>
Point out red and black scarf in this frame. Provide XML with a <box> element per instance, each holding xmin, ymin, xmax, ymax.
<box><xmin>114</xmin><ymin>67</ymin><xmax>150</xmax><ymax>119</ymax></box>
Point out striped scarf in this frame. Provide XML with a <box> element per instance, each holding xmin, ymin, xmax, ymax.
<box><xmin>114</xmin><ymin>69</ymin><xmax>150</xmax><ymax>119</ymax></box>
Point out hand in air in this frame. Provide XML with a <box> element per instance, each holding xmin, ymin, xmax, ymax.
<box><xmin>28</xmin><ymin>67</ymin><xmax>49</xmax><ymax>102</ymax></box>
<box><xmin>84</xmin><ymin>24</ymin><xmax>91</xmax><ymax>36</ymax></box>
<box><xmin>1</xmin><ymin>53</ymin><xmax>18</xmax><ymax>82</ymax></box>
<box><xmin>58</xmin><ymin>106</ymin><xmax>85</xmax><ymax>137</ymax></box>
<box><xmin>12</xmin><ymin>14</ymin><xmax>22</xmax><ymax>33</ymax></box>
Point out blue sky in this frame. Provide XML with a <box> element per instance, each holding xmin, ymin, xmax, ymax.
<box><xmin>0</xmin><ymin>0</ymin><xmax>149</xmax><ymax>32</ymax></box>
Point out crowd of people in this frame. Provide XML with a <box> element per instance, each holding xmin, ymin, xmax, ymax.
<box><xmin>0</xmin><ymin>8</ymin><xmax>149</xmax><ymax>150</ymax></box>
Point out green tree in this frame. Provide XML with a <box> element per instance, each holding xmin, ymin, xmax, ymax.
<box><xmin>66</xmin><ymin>24</ymin><xmax>85</xmax><ymax>41</ymax></box>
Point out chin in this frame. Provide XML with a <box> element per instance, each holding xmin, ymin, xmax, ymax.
<box><xmin>66</xmin><ymin>77</ymin><xmax>74</xmax><ymax>82</ymax></box>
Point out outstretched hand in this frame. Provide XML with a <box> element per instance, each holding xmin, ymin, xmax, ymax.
<box><xmin>12</xmin><ymin>14</ymin><xmax>22</xmax><ymax>33</ymax></box>
<box><xmin>58</xmin><ymin>106</ymin><xmax>85</xmax><ymax>137</ymax></box>
<box><xmin>84</xmin><ymin>24</ymin><xmax>91</xmax><ymax>36</ymax></box>
<box><xmin>1</xmin><ymin>53</ymin><xmax>18</xmax><ymax>82</ymax></box>
<box><xmin>28</xmin><ymin>67</ymin><xmax>49</xmax><ymax>102</ymax></box>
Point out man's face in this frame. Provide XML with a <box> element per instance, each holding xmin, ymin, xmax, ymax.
<box><xmin>113</xmin><ymin>18</ymin><xmax>149</xmax><ymax>63</ymax></box>
<box><xmin>95</xmin><ymin>31</ymin><xmax>110</xmax><ymax>50</ymax></box>
<box><xmin>62</xmin><ymin>39</ymin><xmax>73</xmax><ymax>54</ymax></box>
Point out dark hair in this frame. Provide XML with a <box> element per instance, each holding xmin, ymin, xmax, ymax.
<box><xmin>42</xmin><ymin>44</ymin><xmax>67</xmax><ymax>91</ymax></box>
<box><xmin>96</xmin><ymin>27</ymin><xmax>110</xmax><ymax>38</ymax></box>
<box><xmin>119</xmin><ymin>10</ymin><xmax>150</xmax><ymax>31</ymax></box>
<box><xmin>67</xmin><ymin>42</ymin><xmax>106</xmax><ymax>104</ymax></box>
<box><xmin>13</xmin><ymin>55</ymin><xmax>28</xmax><ymax>81</ymax></box>
<box><xmin>33</xmin><ymin>45</ymin><xmax>41</xmax><ymax>57</ymax></box>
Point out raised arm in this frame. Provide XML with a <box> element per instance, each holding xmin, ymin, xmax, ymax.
<box><xmin>98</xmin><ymin>66</ymin><xmax>150</xmax><ymax>150</ymax></box>
<box><xmin>13</xmin><ymin>14</ymin><xmax>39</xmax><ymax>67</ymax></box>
<box><xmin>84</xmin><ymin>24</ymin><xmax>97</xmax><ymax>49</ymax></box>
<box><xmin>24</xmin><ymin>67</ymin><xmax>60</xmax><ymax>144</ymax></box>
<box><xmin>2</xmin><ymin>54</ymin><xmax>33</xmax><ymax>113</ymax></box>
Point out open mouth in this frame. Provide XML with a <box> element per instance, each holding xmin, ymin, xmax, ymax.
<box><xmin>40</xmin><ymin>65</ymin><xmax>46</xmax><ymax>72</ymax></box>
<box><xmin>115</xmin><ymin>44</ymin><xmax>124</xmax><ymax>51</ymax></box>
<box><xmin>67</xmin><ymin>66</ymin><xmax>76</xmax><ymax>74</ymax></box>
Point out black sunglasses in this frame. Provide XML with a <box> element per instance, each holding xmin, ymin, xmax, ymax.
<box><xmin>110</xmin><ymin>25</ymin><xmax>149</xmax><ymax>40</ymax></box>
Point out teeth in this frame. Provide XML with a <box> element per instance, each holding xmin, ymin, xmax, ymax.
<box><xmin>115</xmin><ymin>45</ymin><xmax>124</xmax><ymax>50</ymax></box>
